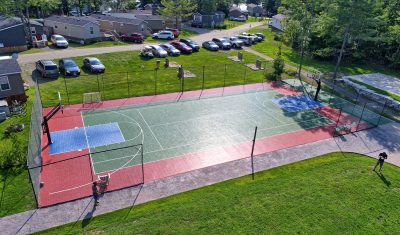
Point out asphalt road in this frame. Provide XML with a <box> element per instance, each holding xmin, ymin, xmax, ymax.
<box><xmin>17</xmin><ymin>22</ymin><xmax>264</xmax><ymax>65</ymax></box>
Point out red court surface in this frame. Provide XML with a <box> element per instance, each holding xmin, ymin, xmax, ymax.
<box><xmin>38</xmin><ymin>82</ymin><xmax>356</xmax><ymax>207</ymax></box>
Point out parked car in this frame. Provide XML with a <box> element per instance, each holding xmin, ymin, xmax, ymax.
<box><xmin>212</xmin><ymin>38</ymin><xmax>231</xmax><ymax>50</ymax></box>
<box><xmin>83</xmin><ymin>57</ymin><xmax>105</xmax><ymax>73</ymax></box>
<box><xmin>150</xmin><ymin>45</ymin><xmax>168</xmax><ymax>58</ymax></box>
<box><xmin>51</xmin><ymin>34</ymin><xmax>69</xmax><ymax>48</ymax></box>
<box><xmin>242</xmin><ymin>32</ymin><xmax>262</xmax><ymax>42</ymax></box>
<box><xmin>179</xmin><ymin>38</ymin><xmax>200</xmax><ymax>52</ymax></box>
<box><xmin>236</xmin><ymin>35</ymin><xmax>253</xmax><ymax>46</ymax></box>
<box><xmin>36</xmin><ymin>60</ymin><xmax>59</xmax><ymax>78</ymax></box>
<box><xmin>202</xmin><ymin>41</ymin><xmax>219</xmax><ymax>51</ymax></box>
<box><xmin>152</xmin><ymin>31</ymin><xmax>174</xmax><ymax>40</ymax></box>
<box><xmin>59</xmin><ymin>58</ymin><xmax>80</xmax><ymax>77</ymax></box>
<box><xmin>120</xmin><ymin>33</ymin><xmax>144</xmax><ymax>43</ymax></box>
<box><xmin>223</xmin><ymin>37</ymin><xmax>244</xmax><ymax>49</ymax></box>
<box><xmin>229</xmin><ymin>15</ymin><xmax>246</xmax><ymax>22</ymax></box>
<box><xmin>165</xmin><ymin>28</ymin><xmax>180</xmax><ymax>38</ymax></box>
<box><xmin>191</xmin><ymin>21</ymin><xmax>202</xmax><ymax>28</ymax></box>
<box><xmin>170</xmin><ymin>41</ymin><xmax>193</xmax><ymax>54</ymax></box>
<box><xmin>255</xmin><ymin>33</ymin><xmax>265</xmax><ymax>40</ymax></box>
<box><xmin>140</xmin><ymin>46</ymin><xmax>154</xmax><ymax>58</ymax></box>
<box><xmin>159</xmin><ymin>44</ymin><xmax>181</xmax><ymax>56</ymax></box>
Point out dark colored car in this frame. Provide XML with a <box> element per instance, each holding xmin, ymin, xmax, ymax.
<box><xmin>120</xmin><ymin>33</ymin><xmax>144</xmax><ymax>43</ymax></box>
<box><xmin>179</xmin><ymin>38</ymin><xmax>200</xmax><ymax>52</ymax></box>
<box><xmin>191</xmin><ymin>21</ymin><xmax>202</xmax><ymax>28</ymax></box>
<box><xmin>140</xmin><ymin>46</ymin><xmax>154</xmax><ymax>59</ymax></box>
<box><xmin>36</xmin><ymin>60</ymin><xmax>59</xmax><ymax>78</ymax></box>
<box><xmin>202</xmin><ymin>41</ymin><xmax>219</xmax><ymax>51</ymax></box>
<box><xmin>170</xmin><ymin>41</ymin><xmax>193</xmax><ymax>54</ymax></box>
<box><xmin>165</xmin><ymin>28</ymin><xmax>180</xmax><ymax>38</ymax></box>
<box><xmin>83</xmin><ymin>57</ymin><xmax>105</xmax><ymax>73</ymax></box>
<box><xmin>255</xmin><ymin>33</ymin><xmax>265</xmax><ymax>40</ymax></box>
<box><xmin>160</xmin><ymin>43</ymin><xmax>181</xmax><ymax>56</ymax></box>
<box><xmin>212</xmin><ymin>38</ymin><xmax>231</xmax><ymax>50</ymax></box>
<box><xmin>59</xmin><ymin>58</ymin><xmax>80</xmax><ymax>77</ymax></box>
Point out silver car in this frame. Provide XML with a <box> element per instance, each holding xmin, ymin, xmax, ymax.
<box><xmin>159</xmin><ymin>44</ymin><xmax>180</xmax><ymax>56</ymax></box>
<box><xmin>150</xmin><ymin>45</ymin><xmax>168</xmax><ymax>58</ymax></box>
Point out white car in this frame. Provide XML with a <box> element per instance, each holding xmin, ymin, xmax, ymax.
<box><xmin>51</xmin><ymin>35</ymin><xmax>69</xmax><ymax>48</ymax></box>
<box><xmin>152</xmin><ymin>31</ymin><xmax>174</xmax><ymax>40</ymax></box>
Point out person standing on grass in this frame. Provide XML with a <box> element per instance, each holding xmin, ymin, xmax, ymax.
<box><xmin>92</xmin><ymin>181</ymin><xmax>100</xmax><ymax>205</ymax></box>
<box><xmin>373</xmin><ymin>152</ymin><xmax>388</xmax><ymax>172</ymax></box>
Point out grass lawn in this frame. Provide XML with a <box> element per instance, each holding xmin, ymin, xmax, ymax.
<box><xmin>37</xmin><ymin>152</ymin><xmax>400</xmax><ymax>234</ymax></box>
<box><xmin>0</xmin><ymin>88</ymin><xmax>36</xmax><ymax>217</ymax></box>
<box><xmin>0</xmin><ymin>168</ymin><xmax>36</xmax><ymax>217</ymax></box>
<box><xmin>37</xmin><ymin>49</ymin><xmax>291</xmax><ymax>107</ymax></box>
<box><xmin>247</xmin><ymin>27</ymin><xmax>400</xmax><ymax>78</ymax></box>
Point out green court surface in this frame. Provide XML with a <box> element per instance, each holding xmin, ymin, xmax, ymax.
<box><xmin>81</xmin><ymin>88</ymin><xmax>334</xmax><ymax>174</ymax></box>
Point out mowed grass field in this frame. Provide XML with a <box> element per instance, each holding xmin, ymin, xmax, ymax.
<box><xmin>38</xmin><ymin>152</ymin><xmax>400</xmax><ymax>234</ymax></box>
<box><xmin>247</xmin><ymin>27</ymin><xmax>400</xmax><ymax>78</ymax></box>
<box><xmin>37</xmin><ymin>49</ymin><xmax>290</xmax><ymax>107</ymax></box>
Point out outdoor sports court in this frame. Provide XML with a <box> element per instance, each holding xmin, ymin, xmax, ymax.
<box><xmin>38</xmin><ymin>80</ymin><xmax>393</xmax><ymax>207</ymax></box>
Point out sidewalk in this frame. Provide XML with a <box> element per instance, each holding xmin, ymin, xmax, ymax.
<box><xmin>1</xmin><ymin>122</ymin><xmax>399</xmax><ymax>235</ymax></box>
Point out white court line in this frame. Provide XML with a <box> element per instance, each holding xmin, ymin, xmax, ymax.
<box><xmin>80</xmin><ymin>114</ymin><xmax>95</xmax><ymax>174</ymax></box>
<box><xmin>137</xmin><ymin>109</ymin><xmax>164</xmax><ymax>150</ymax></box>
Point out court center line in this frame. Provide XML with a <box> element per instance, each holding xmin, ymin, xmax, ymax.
<box><xmin>137</xmin><ymin>109</ymin><xmax>164</xmax><ymax>150</ymax></box>
<box><xmin>80</xmin><ymin>113</ymin><xmax>95</xmax><ymax>175</ymax></box>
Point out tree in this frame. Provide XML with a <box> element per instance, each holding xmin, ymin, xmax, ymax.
<box><xmin>159</xmin><ymin>0</ymin><xmax>197</xmax><ymax>29</ymax></box>
<box><xmin>197</xmin><ymin>0</ymin><xmax>217</xmax><ymax>12</ymax></box>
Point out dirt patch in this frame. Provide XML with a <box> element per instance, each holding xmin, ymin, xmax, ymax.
<box><xmin>183</xmin><ymin>70</ymin><xmax>196</xmax><ymax>78</ymax></box>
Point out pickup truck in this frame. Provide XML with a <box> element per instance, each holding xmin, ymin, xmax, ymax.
<box><xmin>120</xmin><ymin>33</ymin><xmax>144</xmax><ymax>43</ymax></box>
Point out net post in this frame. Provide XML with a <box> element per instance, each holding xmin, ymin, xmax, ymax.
<box><xmin>250</xmin><ymin>126</ymin><xmax>257</xmax><ymax>180</ymax></box>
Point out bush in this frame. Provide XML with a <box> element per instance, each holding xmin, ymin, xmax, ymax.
<box><xmin>265</xmin><ymin>72</ymin><xmax>279</xmax><ymax>81</ymax></box>
<box><xmin>0</xmin><ymin>134</ymin><xmax>26</xmax><ymax>169</ymax></box>
<box><xmin>214</xmin><ymin>24</ymin><xmax>227</xmax><ymax>30</ymax></box>
<box><xmin>273</xmin><ymin>57</ymin><xmax>285</xmax><ymax>77</ymax></box>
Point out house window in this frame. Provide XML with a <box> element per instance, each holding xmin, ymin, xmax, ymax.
<box><xmin>0</xmin><ymin>76</ymin><xmax>11</xmax><ymax>91</ymax></box>
<box><xmin>120</xmin><ymin>23</ymin><xmax>124</xmax><ymax>26</ymax></box>
<box><xmin>0</xmin><ymin>43</ymin><xmax>4</xmax><ymax>48</ymax></box>
<box><xmin>141</xmin><ymin>24</ymin><xmax>144</xmax><ymax>31</ymax></box>
<box><xmin>65</xmin><ymin>26</ymin><xmax>67</xmax><ymax>29</ymax></box>
<box><xmin>194</xmin><ymin>14</ymin><xmax>201</xmax><ymax>22</ymax></box>
<box><xmin>30</xmin><ymin>27</ymin><xmax>36</xmax><ymax>34</ymax></box>
<box><xmin>55</xmin><ymin>25</ymin><xmax>58</xmax><ymax>29</ymax></box>
<box><xmin>90</xmin><ymin>26</ymin><xmax>94</xmax><ymax>34</ymax></box>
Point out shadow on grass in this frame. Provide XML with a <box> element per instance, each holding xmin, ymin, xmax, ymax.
<box><xmin>375</xmin><ymin>171</ymin><xmax>391</xmax><ymax>187</ymax></box>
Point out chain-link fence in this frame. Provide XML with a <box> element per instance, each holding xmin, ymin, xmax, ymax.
<box><xmin>27</xmin><ymin>83</ymin><xmax>43</xmax><ymax>207</ymax></box>
<box><xmin>38</xmin><ymin>61</ymin><xmax>270</xmax><ymax>107</ymax></box>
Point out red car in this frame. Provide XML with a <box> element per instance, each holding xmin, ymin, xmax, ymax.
<box><xmin>120</xmin><ymin>33</ymin><xmax>144</xmax><ymax>43</ymax></box>
<box><xmin>170</xmin><ymin>41</ymin><xmax>192</xmax><ymax>54</ymax></box>
<box><xmin>165</xmin><ymin>28</ymin><xmax>180</xmax><ymax>38</ymax></box>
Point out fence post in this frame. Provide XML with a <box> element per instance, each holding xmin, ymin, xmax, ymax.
<box><xmin>141</xmin><ymin>144</ymin><xmax>145</xmax><ymax>184</ymax></box>
<box><xmin>101</xmin><ymin>74</ymin><xmax>105</xmax><ymax>100</ymax></box>
<box><xmin>356</xmin><ymin>103</ymin><xmax>367</xmax><ymax>132</ymax></box>
<box><xmin>96</xmin><ymin>74</ymin><xmax>101</xmax><ymax>94</ymax></box>
<box><xmin>223</xmin><ymin>64</ymin><xmax>227</xmax><ymax>88</ymax></box>
<box><xmin>63</xmin><ymin>76</ymin><xmax>70</xmax><ymax>104</ymax></box>
<box><xmin>202</xmin><ymin>66</ymin><xmax>205</xmax><ymax>90</ymax></box>
<box><xmin>126</xmin><ymin>72</ymin><xmax>130</xmax><ymax>97</ymax></box>
<box><xmin>250</xmin><ymin>126</ymin><xmax>258</xmax><ymax>180</ymax></box>
<box><xmin>154</xmin><ymin>69</ymin><xmax>157</xmax><ymax>95</ymax></box>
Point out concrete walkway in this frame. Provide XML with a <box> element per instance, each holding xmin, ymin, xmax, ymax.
<box><xmin>17</xmin><ymin>22</ymin><xmax>264</xmax><ymax>65</ymax></box>
<box><xmin>1</xmin><ymin>122</ymin><xmax>399</xmax><ymax>235</ymax></box>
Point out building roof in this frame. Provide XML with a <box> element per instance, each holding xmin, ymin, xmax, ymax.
<box><xmin>91</xmin><ymin>14</ymin><xmax>143</xmax><ymax>25</ymax></box>
<box><xmin>0</xmin><ymin>15</ymin><xmax>22</xmax><ymax>30</ymax></box>
<box><xmin>273</xmin><ymin>14</ymin><xmax>285</xmax><ymax>20</ymax></box>
<box><xmin>0</xmin><ymin>57</ymin><xmax>21</xmax><ymax>75</ymax></box>
<box><xmin>229</xmin><ymin>6</ymin><xmax>242</xmax><ymax>12</ymax></box>
<box><xmin>196</xmin><ymin>11</ymin><xmax>226</xmax><ymax>16</ymax></box>
<box><xmin>247</xmin><ymin>4</ymin><xmax>262</xmax><ymax>9</ymax></box>
<box><xmin>45</xmin><ymin>15</ymin><xmax>99</xmax><ymax>26</ymax></box>
<box><xmin>135</xmin><ymin>14</ymin><xmax>164</xmax><ymax>21</ymax></box>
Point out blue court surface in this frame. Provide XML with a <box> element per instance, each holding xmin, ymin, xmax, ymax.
<box><xmin>273</xmin><ymin>95</ymin><xmax>325</xmax><ymax>112</ymax></box>
<box><xmin>49</xmin><ymin>122</ymin><xmax>125</xmax><ymax>155</ymax></box>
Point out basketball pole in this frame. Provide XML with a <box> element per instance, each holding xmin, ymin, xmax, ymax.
<box><xmin>250</xmin><ymin>126</ymin><xmax>258</xmax><ymax>180</ymax></box>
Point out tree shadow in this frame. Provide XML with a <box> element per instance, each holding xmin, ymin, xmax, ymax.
<box><xmin>375</xmin><ymin>171</ymin><xmax>391</xmax><ymax>187</ymax></box>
